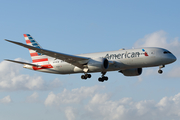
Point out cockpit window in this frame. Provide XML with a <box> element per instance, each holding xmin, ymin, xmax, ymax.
<box><xmin>163</xmin><ymin>51</ymin><xmax>171</xmax><ymax>54</ymax></box>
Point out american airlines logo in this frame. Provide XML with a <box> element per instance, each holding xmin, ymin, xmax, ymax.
<box><xmin>105</xmin><ymin>52</ymin><xmax>141</xmax><ymax>59</ymax></box>
<box><xmin>142</xmin><ymin>49</ymin><xmax>149</xmax><ymax>56</ymax></box>
<box><xmin>105</xmin><ymin>49</ymin><xmax>149</xmax><ymax>60</ymax></box>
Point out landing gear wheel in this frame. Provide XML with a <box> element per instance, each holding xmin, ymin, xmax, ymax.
<box><xmin>102</xmin><ymin>76</ymin><xmax>108</xmax><ymax>81</ymax></box>
<box><xmin>98</xmin><ymin>77</ymin><xmax>104</xmax><ymax>82</ymax></box>
<box><xmin>81</xmin><ymin>74</ymin><xmax>91</xmax><ymax>80</ymax></box>
<box><xmin>158</xmin><ymin>70</ymin><xmax>163</xmax><ymax>74</ymax></box>
<box><xmin>88</xmin><ymin>74</ymin><xmax>91</xmax><ymax>78</ymax></box>
<box><xmin>81</xmin><ymin>75</ymin><xmax>87</xmax><ymax>80</ymax></box>
<box><xmin>85</xmin><ymin>74</ymin><xmax>91</xmax><ymax>78</ymax></box>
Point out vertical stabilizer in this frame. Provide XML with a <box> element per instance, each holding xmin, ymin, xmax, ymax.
<box><xmin>23</xmin><ymin>34</ymin><xmax>49</xmax><ymax>64</ymax></box>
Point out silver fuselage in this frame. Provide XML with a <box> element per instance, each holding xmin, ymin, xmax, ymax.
<box><xmin>24</xmin><ymin>47</ymin><xmax>176</xmax><ymax>74</ymax></box>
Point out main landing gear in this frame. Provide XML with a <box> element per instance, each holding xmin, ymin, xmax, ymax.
<box><xmin>81</xmin><ymin>74</ymin><xmax>91</xmax><ymax>80</ymax></box>
<box><xmin>98</xmin><ymin>72</ymin><xmax>108</xmax><ymax>82</ymax></box>
<box><xmin>158</xmin><ymin>65</ymin><xmax>165</xmax><ymax>74</ymax></box>
<box><xmin>81</xmin><ymin>72</ymin><xmax>108</xmax><ymax>82</ymax></box>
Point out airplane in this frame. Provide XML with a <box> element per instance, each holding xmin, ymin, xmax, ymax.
<box><xmin>4</xmin><ymin>34</ymin><xmax>177</xmax><ymax>82</ymax></box>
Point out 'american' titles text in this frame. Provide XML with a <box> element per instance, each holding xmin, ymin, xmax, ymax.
<box><xmin>105</xmin><ymin>52</ymin><xmax>141</xmax><ymax>59</ymax></box>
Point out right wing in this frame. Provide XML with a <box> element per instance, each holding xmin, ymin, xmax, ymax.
<box><xmin>5</xmin><ymin>39</ymin><xmax>90</xmax><ymax>69</ymax></box>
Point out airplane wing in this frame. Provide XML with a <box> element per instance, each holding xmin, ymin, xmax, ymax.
<box><xmin>5</xmin><ymin>39</ymin><xmax>90</xmax><ymax>69</ymax></box>
<box><xmin>5</xmin><ymin>59</ymin><xmax>41</xmax><ymax>67</ymax></box>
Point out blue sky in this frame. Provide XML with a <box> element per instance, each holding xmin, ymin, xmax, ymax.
<box><xmin>1</xmin><ymin>0</ymin><xmax>180</xmax><ymax>120</ymax></box>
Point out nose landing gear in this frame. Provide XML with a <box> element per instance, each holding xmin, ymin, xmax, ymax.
<box><xmin>158</xmin><ymin>65</ymin><xmax>165</xmax><ymax>74</ymax></box>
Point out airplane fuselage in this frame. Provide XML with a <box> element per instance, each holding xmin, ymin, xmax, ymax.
<box><xmin>24</xmin><ymin>47</ymin><xmax>176</xmax><ymax>74</ymax></box>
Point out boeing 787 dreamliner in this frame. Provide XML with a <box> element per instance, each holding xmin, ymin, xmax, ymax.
<box><xmin>4</xmin><ymin>34</ymin><xmax>177</xmax><ymax>82</ymax></box>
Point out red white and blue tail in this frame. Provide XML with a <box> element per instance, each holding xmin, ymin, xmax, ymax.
<box><xmin>23</xmin><ymin>34</ymin><xmax>49</xmax><ymax>64</ymax></box>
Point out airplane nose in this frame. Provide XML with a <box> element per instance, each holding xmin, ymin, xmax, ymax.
<box><xmin>172</xmin><ymin>55</ymin><xmax>177</xmax><ymax>62</ymax></box>
<box><xmin>169</xmin><ymin>54</ymin><xmax>177</xmax><ymax>63</ymax></box>
<box><xmin>165</xmin><ymin>54</ymin><xmax>177</xmax><ymax>64</ymax></box>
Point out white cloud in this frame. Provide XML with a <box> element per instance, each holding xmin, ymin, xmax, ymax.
<box><xmin>26</xmin><ymin>92</ymin><xmax>39</xmax><ymax>103</ymax></box>
<box><xmin>134</xmin><ymin>30</ymin><xmax>180</xmax><ymax>57</ymax></box>
<box><xmin>44</xmin><ymin>85</ymin><xmax>180</xmax><ymax>120</ymax></box>
<box><xmin>134</xmin><ymin>30</ymin><xmax>167</xmax><ymax>48</ymax></box>
<box><xmin>0</xmin><ymin>95</ymin><xmax>12</xmax><ymax>104</ymax></box>
<box><xmin>157</xmin><ymin>93</ymin><xmax>180</xmax><ymax>117</ymax></box>
<box><xmin>49</xmin><ymin>78</ymin><xmax>63</xmax><ymax>88</ymax></box>
<box><xmin>0</xmin><ymin>59</ymin><xmax>62</xmax><ymax>91</ymax></box>
<box><xmin>65</xmin><ymin>107</ymin><xmax>76</xmax><ymax>120</ymax></box>
<box><xmin>44</xmin><ymin>85</ymin><xmax>104</xmax><ymax>106</ymax></box>
<box><xmin>44</xmin><ymin>92</ymin><xmax>56</xmax><ymax>106</ymax></box>
<box><xmin>90</xmin><ymin>93</ymin><xmax>110</xmax><ymax>104</ymax></box>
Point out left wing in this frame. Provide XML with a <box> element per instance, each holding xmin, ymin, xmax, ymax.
<box><xmin>5</xmin><ymin>39</ymin><xmax>90</xmax><ymax>69</ymax></box>
<box><xmin>5</xmin><ymin>59</ymin><xmax>41</xmax><ymax>67</ymax></box>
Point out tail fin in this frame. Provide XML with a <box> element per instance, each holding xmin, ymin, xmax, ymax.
<box><xmin>23</xmin><ymin>34</ymin><xmax>49</xmax><ymax>64</ymax></box>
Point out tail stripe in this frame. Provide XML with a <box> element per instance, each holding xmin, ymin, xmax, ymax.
<box><xmin>26</xmin><ymin>40</ymin><xmax>31</xmax><ymax>44</ymax></box>
<box><xmin>29</xmin><ymin>37</ymin><xmax>33</xmax><ymax>39</ymax></box>
<box><xmin>24</xmin><ymin>34</ymin><xmax>28</xmax><ymax>37</ymax></box>
<box><xmin>30</xmin><ymin>53</ymin><xmax>39</xmax><ymax>57</ymax></box>
<box><xmin>23</xmin><ymin>34</ymin><xmax>49</xmax><ymax>63</ymax></box>
<box><xmin>32</xmin><ymin>58</ymin><xmax>48</xmax><ymax>63</ymax></box>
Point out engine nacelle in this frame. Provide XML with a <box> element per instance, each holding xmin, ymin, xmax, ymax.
<box><xmin>87</xmin><ymin>57</ymin><xmax>109</xmax><ymax>72</ymax></box>
<box><xmin>120</xmin><ymin>68</ymin><xmax>142</xmax><ymax>76</ymax></box>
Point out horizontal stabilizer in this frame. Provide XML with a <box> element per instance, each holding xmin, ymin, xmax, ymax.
<box><xmin>5</xmin><ymin>59</ymin><xmax>41</xmax><ymax>67</ymax></box>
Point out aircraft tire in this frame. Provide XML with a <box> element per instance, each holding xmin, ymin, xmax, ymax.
<box><xmin>98</xmin><ymin>77</ymin><xmax>104</xmax><ymax>82</ymax></box>
<box><xmin>87</xmin><ymin>74</ymin><xmax>91</xmax><ymax>78</ymax></box>
<box><xmin>103</xmin><ymin>76</ymin><xmax>108</xmax><ymax>81</ymax></box>
<box><xmin>85</xmin><ymin>74</ymin><xmax>91</xmax><ymax>78</ymax></box>
<box><xmin>158</xmin><ymin>70</ymin><xmax>163</xmax><ymax>74</ymax></box>
<box><xmin>81</xmin><ymin>75</ymin><xmax>87</xmax><ymax>79</ymax></box>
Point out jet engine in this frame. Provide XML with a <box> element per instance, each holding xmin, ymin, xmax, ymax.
<box><xmin>87</xmin><ymin>57</ymin><xmax>109</xmax><ymax>72</ymax></box>
<box><xmin>119</xmin><ymin>68</ymin><xmax>142</xmax><ymax>76</ymax></box>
